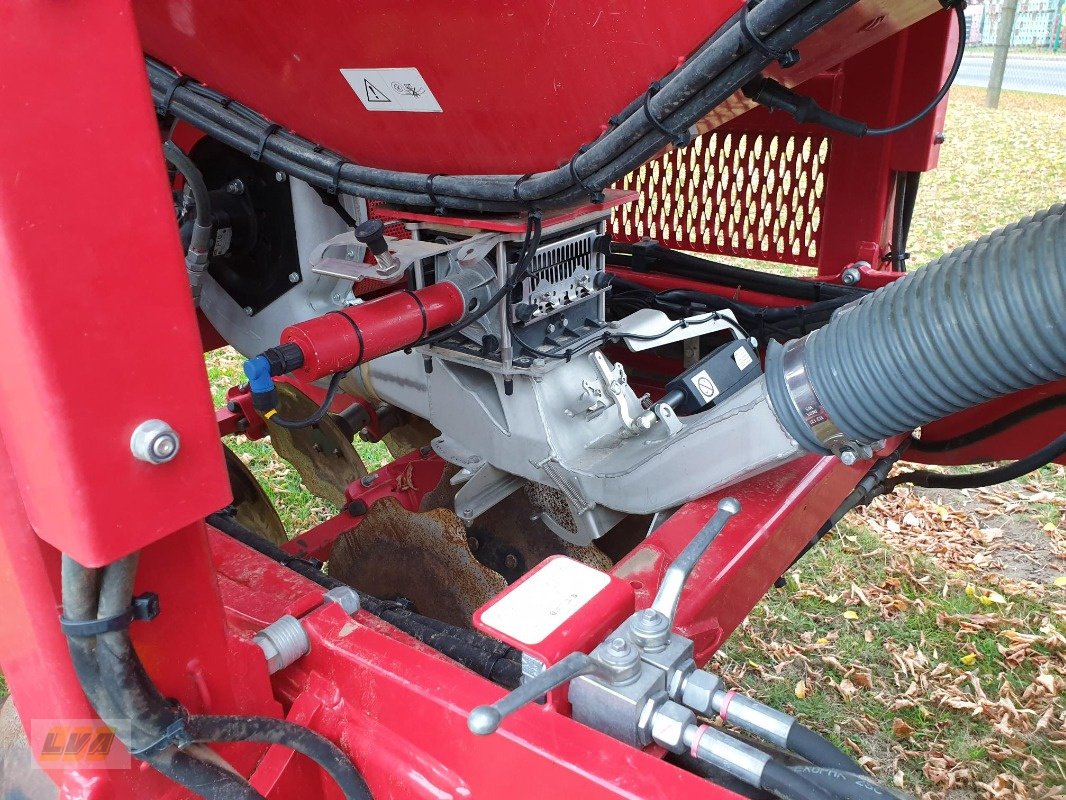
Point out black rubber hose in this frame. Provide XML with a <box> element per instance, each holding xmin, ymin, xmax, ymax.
<box><xmin>908</xmin><ymin>394</ymin><xmax>1066</xmax><ymax>453</ymax></box>
<box><xmin>60</xmin><ymin>556</ymin><xmax>265</xmax><ymax>800</ymax></box>
<box><xmin>766</xmin><ymin>206</ymin><xmax>1066</xmax><ymax>453</ymax></box>
<box><xmin>205</xmin><ymin>512</ymin><xmax>523</xmax><ymax>688</ymax></box>
<box><xmin>784</xmin><ymin>725</ymin><xmax>862</xmax><ymax>774</ymax></box>
<box><xmin>145</xmin><ymin>0</ymin><xmax>859</xmax><ymax>212</ymax></box>
<box><xmin>888</xmin><ymin>432</ymin><xmax>1066</xmax><ymax>491</ymax></box>
<box><xmin>163</xmin><ymin>140</ymin><xmax>211</xmax><ymax>229</ymax></box>
<box><xmin>761</xmin><ymin>760</ymin><xmax>837</xmax><ymax>800</ymax></box>
<box><xmin>186</xmin><ymin>716</ymin><xmax>372</xmax><ymax>800</ymax></box>
<box><xmin>789</xmin><ymin>766</ymin><xmax>910</xmax><ymax>800</ymax></box>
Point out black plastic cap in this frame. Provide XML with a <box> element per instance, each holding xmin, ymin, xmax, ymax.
<box><xmin>354</xmin><ymin>219</ymin><xmax>389</xmax><ymax>256</ymax></box>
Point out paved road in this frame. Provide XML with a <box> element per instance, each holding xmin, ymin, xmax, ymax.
<box><xmin>956</xmin><ymin>54</ymin><xmax>1066</xmax><ymax>97</ymax></box>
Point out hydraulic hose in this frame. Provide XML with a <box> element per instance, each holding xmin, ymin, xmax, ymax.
<box><xmin>767</xmin><ymin>205</ymin><xmax>1066</xmax><ymax>455</ymax></box>
<box><xmin>784</xmin><ymin>725</ymin><xmax>862</xmax><ymax>774</ymax></box>
<box><xmin>185</xmin><ymin>717</ymin><xmax>372</xmax><ymax>800</ymax></box>
<box><xmin>789</xmin><ymin>766</ymin><xmax>910</xmax><ymax>800</ymax></box>
<box><xmin>205</xmin><ymin>511</ymin><xmax>523</xmax><ymax>688</ymax></box>
<box><xmin>163</xmin><ymin>140</ymin><xmax>213</xmax><ymax>303</ymax></box>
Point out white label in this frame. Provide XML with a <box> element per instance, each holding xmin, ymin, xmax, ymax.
<box><xmin>479</xmin><ymin>558</ymin><xmax>610</xmax><ymax>646</ymax></box>
<box><xmin>340</xmin><ymin>68</ymin><xmax>443</xmax><ymax>113</ymax></box>
<box><xmin>691</xmin><ymin>369</ymin><xmax>720</xmax><ymax>404</ymax></box>
<box><xmin>733</xmin><ymin>347</ymin><xmax>753</xmax><ymax>371</ymax></box>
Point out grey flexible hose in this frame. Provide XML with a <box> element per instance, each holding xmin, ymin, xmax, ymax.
<box><xmin>767</xmin><ymin>206</ymin><xmax>1066</xmax><ymax>451</ymax></box>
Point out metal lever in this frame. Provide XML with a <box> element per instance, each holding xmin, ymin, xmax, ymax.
<box><xmin>468</xmin><ymin>652</ymin><xmax>599</xmax><ymax>735</ymax></box>
<box><xmin>650</xmin><ymin>497</ymin><xmax>740</xmax><ymax>625</ymax></box>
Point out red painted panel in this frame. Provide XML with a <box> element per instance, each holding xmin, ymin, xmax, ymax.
<box><xmin>131</xmin><ymin>1</ymin><xmax>942</xmax><ymax>176</ymax></box>
<box><xmin>0</xmin><ymin>1</ymin><xmax>230</xmax><ymax>565</ymax></box>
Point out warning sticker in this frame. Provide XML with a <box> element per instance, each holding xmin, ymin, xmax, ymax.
<box><xmin>690</xmin><ymin>369</ymin><xmax>720</xmax><ymax>404</ymax></box>
<box><xmin>733</xmin><ymin>347</ymin><xmax>753</xmax><ymax>371</ymax></box>
<box><xmin>340</xmin><ymin>68</ymin><xmax>443</xmax><ymax>113</ymax></box>
<box><xmin>479</xmin><ymin>558</ymin><xmax>610</xmax><ymax>646</ymax></box>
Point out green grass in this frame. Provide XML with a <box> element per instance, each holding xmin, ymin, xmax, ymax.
<box><xmin>714</xmin><ymin>524</ymin><xmax>1064</xmax><ymax>793</ymax></box>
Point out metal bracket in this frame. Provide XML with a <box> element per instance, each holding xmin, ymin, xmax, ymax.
<box><xmin>311</xmin><ymin>230</ymin><xmax>499</xmax><ymax>282</ymax></box>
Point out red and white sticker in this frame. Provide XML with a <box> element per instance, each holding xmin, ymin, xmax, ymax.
<box><xmin>341</xmin><ymin>68</ymin><xmax>443</xmax><ymax>113</ymax></box>
<box><xmin>479</xmin><ymin>558</ymin><xmax>610</xmax><ymax>645</ymax></box>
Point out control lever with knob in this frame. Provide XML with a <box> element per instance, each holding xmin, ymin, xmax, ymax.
<box><xmin>649</xmin><ymin>497</ymin><xmax>741</xmax><ymax>627</ymax></box>
<box><xmin>354</xmin><ymin>219</ymin><xmax>402</xmax><ymax>278</ymax></box>
<box><xmin>468</xmin><ymin>652</ymin><xmax>602</xmax><ymax>735</ymax></box>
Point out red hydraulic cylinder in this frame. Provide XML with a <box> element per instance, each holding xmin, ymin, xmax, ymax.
<box><xmin>282</xmin><ymin>281</ymin><xmax>466</xmax><ymax>380</ymax></box>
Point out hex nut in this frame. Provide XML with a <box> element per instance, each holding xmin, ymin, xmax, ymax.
<box><xmin>681</xmin><ymin>670</ymin><xmax>722</xmax><ymax>714</ymax></box>
<box><xmin>130</xmin><ymin>419</ymin><xmax>181</xmax><ymax>465</ymax></box>
<box><xmin>649</xmin><ymin>701</ymin><xmax>696</xmax><ymax>753</ymax></box>
<box><xmin>323</xmin><ymin>586</ymin><xmax>360</xmax><ymax>616</ymax></box>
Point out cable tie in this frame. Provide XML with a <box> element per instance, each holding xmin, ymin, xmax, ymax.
<box><xmin>739</xmin><ymin>2</ymin><xmax>800</xmax><ymax>68</ymax></box>
<box><xmin>129</xmin><ymin>717</ymin><xmax>192</xmax><ymax>759</ymax></box>
<box><xmin>59</xmin><ymin>593</ymin><xmax>161</xmax><ymax>638</ymax></box>
<box><xmin>642</xmin><ymin>82</ymin><xmax>691</xmax><ymax>147</ymax></box>
<box><xmin>512</xmin><ymin>173</ymin><xmax>533</xmax><ymax>203</ymax></box>
<box><xmin>252</xmin><ymin>123</ymin><xmax>281</xmax><ymax>162</ymax></box>
<box><xmin>328</xmin><ymin>158</ymin><xmax>346</xmax><ymax>195</ymax></box>
<box><xmin>157</xmin><ymin>76</ymin><xmax>190</xmax><ymax>117</ymax></box>
<box><xmin>426</xmin><ymin>173</ymin><xmax>446</xmax><ymax>215</ymax></box>
<box><xmin>568</xmin><ymin>146</ymin><xmax>605</xmax><ymax>204</ymax></box>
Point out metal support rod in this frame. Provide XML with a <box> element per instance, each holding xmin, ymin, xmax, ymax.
<box><xmin>650</xmin><ymin>498</ymin><xmax>740</xmax><ymax>624</ymax></box>
<box><xmin>987</xmin><ymin>0</ymin><xmax>1019</xmax><ymax>109</ymax></box>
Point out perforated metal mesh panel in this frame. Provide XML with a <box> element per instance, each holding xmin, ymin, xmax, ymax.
<box><xmin>612</xmin><ymin>130</ymin><xmax>831</xmax><ymax>267</ymax></box>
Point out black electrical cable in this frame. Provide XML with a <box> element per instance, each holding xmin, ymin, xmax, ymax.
<box><xmin>420</xmin><ymin>212</ymin><xmax>542</xmax><ymax>348</ymax></box>
<box><xmin>185</xmin><ymin>717</ymin><xmax>372</xmax><ymax>800</ymax></box>
<box><xmin>744</xmin><ymin>2</ymin><xmax>965</xmax><ymax>141</ymax></box>
<box><xmin>887</xmin><ymin>433</ymin><xmax>1066</xmax><ymax>492</ymax></box>
<box><xmin>865</xmin><ymin>2</ymin><xmax>966</xmax><ymax>137</ymax></box>
<box><xmin>267</xmin><ymin>370</ymin><xmax>348</xmax><ymax>429</ymax></box>
<box><xmin>908</xmin><ymin>395</ymin><xmax>1066</xmax><ymax>453</ymax></box>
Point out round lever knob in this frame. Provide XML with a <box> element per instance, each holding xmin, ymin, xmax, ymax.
<box><xmin>354</xmin><ymin>219</ymin><xmax>389</xmax><ymax>256</ymax></box>
<box><xmin>467</xmin><ymin>706</ymin><xmax>503</xmax><ymax>736</ymax></box>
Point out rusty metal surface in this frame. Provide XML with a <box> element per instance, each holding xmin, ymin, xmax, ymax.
<box><xmin>266</xmin><ymin>382</ymin><xmax>367</xmax><ymax>507</ymax></box>
<box><xmin>328</xmin><ymin>497</ymin><xmax>506</xmax><ymax>628</ymax></box>
<box><xmin>223</xmin><ymin>445</ymin><xmax>288</xmax><ymax>546</ymax></box>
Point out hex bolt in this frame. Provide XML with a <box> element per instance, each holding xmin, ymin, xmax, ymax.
<box><xmin>243</xmin><ymin>306</ymin><xmax>255</xmax><ymax>316</ymax></box>
<box><xmin>841</xmin><ymin>266</ymin><xmax>862</xmax><ymax>286</ymax></box>
<box><xmin>130</xmin><ymin>420</ymin><xmax>181</xmax><ymax>465</ymax></box>
<box><xmin>288</xmin><ymin>272</ymin><xmax>301</xmax><ymax>284</ymax></box>
<box><xmin>360</xmin><ymin>473</ymin><xmax>379</xmax><ymax>487</ymax></box>
<box><xmin>323</xmin><ymin>586</ymin><xmax>360</xmax><ymax>616</ymax></box>
<box><xmin>608</xmin><ymin>637</ymin><xmax>630</xmax><ymax>656</ymax></box>
<box><xmin>226</xmin><ymin>179</ymin><xmax>245</xmax><ymax>196</ymax></box>
<box><xmin>275</xmin><ymin>171</ymin><xmax>288</xmax><ymax>182</ymax></box>
<box><xmin>838</xmin><ymin>448</ymin><xmax>858</xmax><ymax>466</ymax></box>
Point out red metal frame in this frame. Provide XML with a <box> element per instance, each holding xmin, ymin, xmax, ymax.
<box><xmin>1</xmin><ymin>2</ymin><xmax>1059</xmax><ymax>799</ymax></box>
<box><xmin>282</xmin><ymin>449</ymin><xmax>449</xmax><ymax>562</ymax></box>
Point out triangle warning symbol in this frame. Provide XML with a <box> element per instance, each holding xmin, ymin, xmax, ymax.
<box><xmin>364</xmin><ymin>79</ymin><xmax>391</xmax><ymax>103</ymax></box>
